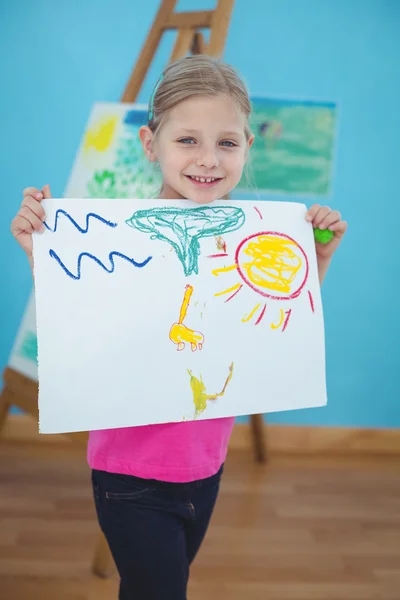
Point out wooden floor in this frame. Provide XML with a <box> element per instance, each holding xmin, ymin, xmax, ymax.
<box><xmin>0</xmin><ymin>440</ymin><xmax>399</xmax><ymax>600</ymax></box>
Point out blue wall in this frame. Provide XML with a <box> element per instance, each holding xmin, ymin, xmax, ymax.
<box><xmin>1</xmin><ymin>0</ymin><xmax>399</xmax><ymax>427</ymax></box>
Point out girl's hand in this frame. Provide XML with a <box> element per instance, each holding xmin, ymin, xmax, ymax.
<box><xmin>306</xmin><ymin>204</ymin><xmax>347</xmax><ymax>262</ymax></box>
<box><xmin>11</xmin><ymin>185</ymin><xmax>52</xmax><ymax>258</ymax></box>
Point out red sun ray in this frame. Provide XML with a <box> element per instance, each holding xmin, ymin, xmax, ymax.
<box><xmin>225</xmin><ymin>285</ymin><xmax>243</xmax><ymax>303</ymax></box>
<box><xmin>308</xmin><ymin>290</ymin><xmax>315</xmax><ymax>313</ymax></box>
<box><xmin>282</xmin><ymin>309</ymin><xmax>292</xmax><ymax>332</ymax></box>
<box><xmin>254</xmin><ymin>206</ymin><xmax>263</xmax><ymax>220</ymax></box>
<box><xmin>255</xmin><ymin>304</ymin><xmax>267</xmax><ymax>325</ymax></box>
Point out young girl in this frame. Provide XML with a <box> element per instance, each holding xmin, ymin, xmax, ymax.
<box><xmin>11</xmin><ymin>55</ymin><xmax>347</xmax><ymax>599</ymax></box>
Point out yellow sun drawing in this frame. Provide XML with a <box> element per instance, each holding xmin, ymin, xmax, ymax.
<box><xmin>211</xmin><ymin>221</ymin><xmax>312</xmax><ymax>330</ymax></box>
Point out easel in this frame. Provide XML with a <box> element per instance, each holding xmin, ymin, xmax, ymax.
<box><xmin>0</xmin><ymin>0</ymin><xmax>267</xmax><ymax>580</ymax></box>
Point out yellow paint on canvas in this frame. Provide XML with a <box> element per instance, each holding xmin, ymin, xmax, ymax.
<box><xmin>84</xmin><ymin>116</ymin><xmax>118</xmax><ymax>153</ymax></box>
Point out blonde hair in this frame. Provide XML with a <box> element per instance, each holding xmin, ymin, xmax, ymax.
<box><xmin>148</xmin><ymin>55</ymin><xmax>252</xmax><ymax>141</ymax></box>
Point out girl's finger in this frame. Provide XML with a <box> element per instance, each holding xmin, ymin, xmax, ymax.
<box><xmin>19</xmin><ymin>206</ymin><xmax>45</xmax><ymax>232</ymax></box>
<box><xmin>22</xmin><ymin>195</ymin><xmax>46</xmax><ymax>221</ymax></box>
<box><xmin>23</xmin><ymin>187</ymin><xmax>43</xmax><ymax>201</ymax></box>
<box><xmin>42</xmin><ymin>184</ymin><xmax>52</xmax><ymax>199</ymax></box>
<box><xmin>319</xmin><ymin>210</ymin><xmax>341</xmax><ymax>230</ymax></box>
<box><xmin>306</xmin><ymin>204</ymin><xmax>321</xmax><ymax>222</ymax></box>
<box><xmin>312</xmin><ymin>206</ymin><xmax>331</xmax><ymax>228</ymax></box>
<box><xmin>329</xmin><ymin>220</ymin><xmax>348</xmax><ymax>234</ymax></box>
<box><xmin>12</xmin><ymin>214</ymin><xmax>35</xmax><ymax>235</ymax></box>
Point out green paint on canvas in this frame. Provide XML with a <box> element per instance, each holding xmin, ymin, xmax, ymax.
<box><xmin>239</xmin><ymin>99</ymin><xmax>336</xmax><ymax>196</ymax></box>
<box><xmin>17</xmin><ymin>331</ymin><xmax>38</xmax><ymax>363</ymax></box>
<box><xmin>85</xmin><ymin>118</ymin><xmax>161</xmax><ymax>200</ymax></box>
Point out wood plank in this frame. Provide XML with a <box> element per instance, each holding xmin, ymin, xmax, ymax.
<box><xmin>230</xmin><ymin>422</ymin><xmax>400</xmax><ymax>455</ymax></box>
<box><xmin>164</xmin><ymin>10</ymin><xmax>213</xmax><ymax>29</ymax></box>
<box><xmin>0</xmin><ymin>442</ymin><xmax>399</xmax><ymax>599</ymax></box>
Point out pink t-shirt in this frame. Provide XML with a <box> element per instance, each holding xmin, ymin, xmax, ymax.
<box><xmin>87</xmin><ymin>417</ymin><xmax>235</xmax><ymax>483</ymax></box>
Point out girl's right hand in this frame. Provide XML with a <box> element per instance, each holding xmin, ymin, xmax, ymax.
<box><xmin>11</xmin><ymin>185</ymin><xmax>52</xmax><ymax>258</ymax></box>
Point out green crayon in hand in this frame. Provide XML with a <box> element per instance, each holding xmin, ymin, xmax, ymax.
<box><xmin>314</xmin><ymin>227</ymin><xmax>334</xmax><ymax>244</ymax></box>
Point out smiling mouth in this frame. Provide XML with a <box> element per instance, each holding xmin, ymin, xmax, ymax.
<box><xmin>186</xmin><ymin>175</ymin><xmax>223</xmax><ymax>186</ymax></box>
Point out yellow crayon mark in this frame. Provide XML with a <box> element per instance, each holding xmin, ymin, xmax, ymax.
<box><xmin>84</xmin><ymin>116</ymin><xmax>118</xmax><ymax>153</ymax></box>
<box><xmin>240</xmin><ymin>235</ymin><xmax>302</xmax><ymax>294</ymax></box>
<box><xmin>188</xmin><ymin>363</ymin><xmax>234</xmax><ymax>417</ymax></box>
<box><xmin>169</xmin><ymin>285</ymin><xmax>204</xmax><ymax>352</ymax></box>
<box><xmin>271</xmin><ymin>308</ymin><xmax>284</xmax><ymax>329</ymax></box>
<box><xmin>215</xmin><ymin>236</ymin><xmax>227</xmax><ymax>252</ymax></box>
<box><xmin>214</xmin><ymin>283</ymin><xmax>241</xmax><ymax>297</ymax></box>
<box><xmin>242</xmin><ymin>303</ymin><xmax>261</xmax><ymax>323</ymax></box>
<box><xmin>212</xmin><ymin>264</ymin><xmax>237</xmax><ymax>276</ymax></box>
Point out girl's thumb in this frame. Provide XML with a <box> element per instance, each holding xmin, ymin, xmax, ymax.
<box><xmin>42</xmin><ymin>184</ymin><xmax>52</xmax><ymax>199</ymax></box>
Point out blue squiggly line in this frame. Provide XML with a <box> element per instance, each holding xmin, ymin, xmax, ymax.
<box><xmin>44</xmin><ymin>209</ymin><xmax>117</xmax><ymax>233</ymax></box>
<box><xmin>49</xmin><ymin>249</ymin><xmax>152</xmax><ymax>280</ymax></box>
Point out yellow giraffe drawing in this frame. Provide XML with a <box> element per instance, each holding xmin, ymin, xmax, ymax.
<box><xmin>169</xmin><ymin>285</ymin><xmax>204</xmax><ymax>352</ymax></box>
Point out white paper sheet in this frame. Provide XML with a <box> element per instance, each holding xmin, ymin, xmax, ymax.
<box><xmin>32</xmin><ymin>198</ymin><xmax>327</xmax><ymax>434</ymax></box>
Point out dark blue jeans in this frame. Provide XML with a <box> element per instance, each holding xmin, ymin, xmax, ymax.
<box><xmin>91</xmin><ymin>465</ymin><xmax>223</xmax><ymax>599</ymax></box>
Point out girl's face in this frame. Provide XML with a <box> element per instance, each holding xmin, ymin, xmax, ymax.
<box><xmin>140</xmin><ymin>95</ymin><xmax>254</xmax><ymax>204</ymax></box>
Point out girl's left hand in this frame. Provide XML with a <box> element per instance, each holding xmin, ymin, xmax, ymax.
<box><xmin>306</xmin><ymin>204</ymin><xmax>347</xmax><ymax>261</ymax></box>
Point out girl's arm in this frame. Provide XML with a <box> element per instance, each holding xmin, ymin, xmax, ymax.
<box><xmin>317</xmin><ymin>256</ymin><xmax>332</xmax><ymax>286</ymax></box>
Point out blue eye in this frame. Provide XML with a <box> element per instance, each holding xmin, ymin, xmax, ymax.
<box><xmin>220</xmin><ymin>140</ymin><xmax>236</xmax><ymax>147</ymax></box>
<box><xmin>178</xmin><ymin>138</ymin><xmax>195</xmax><ymax>144</ymax></box>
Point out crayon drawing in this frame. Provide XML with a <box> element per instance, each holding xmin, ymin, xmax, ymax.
<box><xmin>44</xmin><ymin>209</ymin><xmax>118</xmax><ymax>233</ymax></box>
<box><xmin>48</xmin><ymin>249</ymin><xmax>152</xmax><ymax>281</ymax></box>
<box><xmin>126</xmin><ymin>205</ymin><xmax>245</xmax><ymax>276</ymax></box>
<box><xmin>234</xmin><ymin>232</ymin><xmax>308</xmax><ymax>299</ymax></box>
<box><xmin>210</xmin><ymin>206</ymin><xmax>311</xmax><ymax>332</ymax></box>
<box><xmin>188</xmin><ymin>362</ymin><xmax>234</xmax><ymax>418</ymax></box>
<box><xmin>32</xmin><ymin>198</ymin><xmax>328</xmax><ymax>435</ymax></box>
<box><xmin>169</xmin><ymin>285</ymin><xmax>204</xmax><ymax>351</ymax></box>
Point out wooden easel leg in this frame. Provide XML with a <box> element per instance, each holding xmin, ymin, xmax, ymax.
<box><xmin>191</xmin><ymin>31</ymin><xmax>206</xmax><ymax>55</ymax></box>
<box><xmin>170</xmin><ymin>28</ymin><xmax>196</xmax><ymax>62</ymax></box>
<box><xmin>92</xmin><ymin>532</ymin><xmax>116</xmax><ymax>578</ymax></box>
<box><xmin>208</xmin><ymin>0</ymin><xmax>235</xmax><ymax>57</ymax></box>
<box><xmin>0</xmin><ymin>387</ymin><xmax>12</xmax><ymax>436</ymax></box>
<box><xmin>250</xmin><ymin>414</ymin><xmax>267</xmax><ymax>463</ymax></box>
<box><xmin>121</xmin><ymin>0</ymin><xmax>178</xmax><ymax>102</ymax></box>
